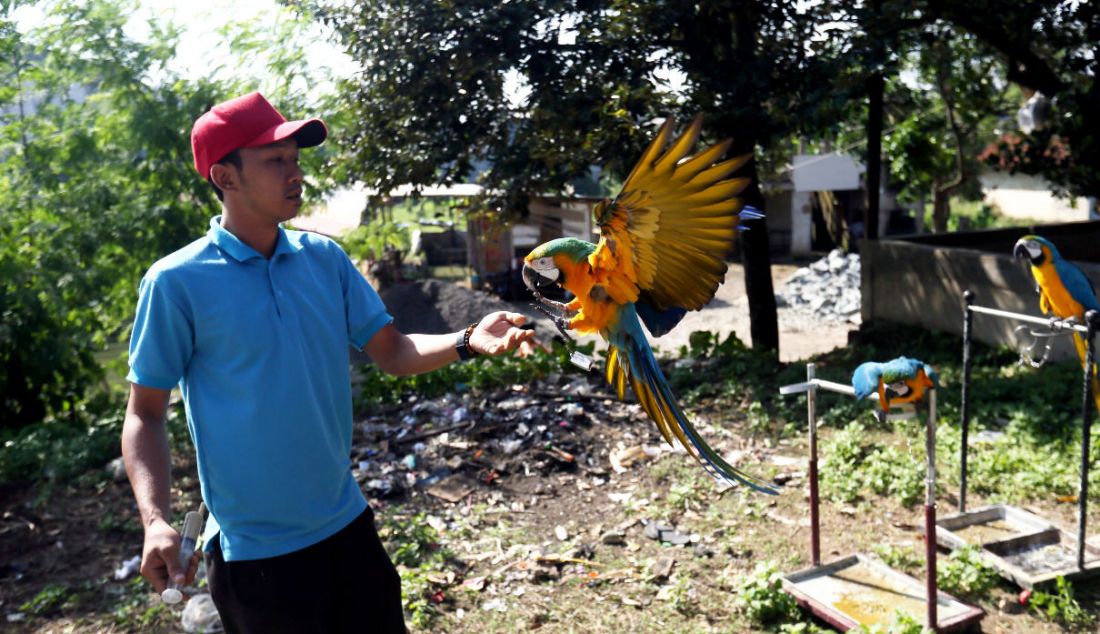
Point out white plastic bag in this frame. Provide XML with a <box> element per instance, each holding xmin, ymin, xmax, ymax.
<box><xmin>181</xmin><ymin>593</ymin><xmax>223</xmax><ymax>633</ymax></box>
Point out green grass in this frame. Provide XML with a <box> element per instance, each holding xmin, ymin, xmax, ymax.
<box><xmin>920</xmin><ymin>197</ymin><xmax>1044</xmax><ymax>232</ymax></box>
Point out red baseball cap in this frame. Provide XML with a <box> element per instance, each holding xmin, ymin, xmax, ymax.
<box><xmin>190</xmin><ymin>91</ymin><xmax>328</xmax><ymax>179</ymax></box>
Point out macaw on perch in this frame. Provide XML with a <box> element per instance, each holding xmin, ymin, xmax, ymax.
<box><xmin>852</xmin><ymin>357</ymin><xmax>938</xmax><ymax>413</ymax></box>
<box><xmin>520</xmin><ymin>115</ymin><xmax>775</xmax><ymax>494</ymax></box>
<box><xmin>1013</xmin><ymin>234</ymin><xmax>1100</xmax><ymax>415</ymax></box>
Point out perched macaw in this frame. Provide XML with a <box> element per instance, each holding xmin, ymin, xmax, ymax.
<box><xmin>852</xmin><ymin>357</ymin><xmax>938</xmax><ymax>413</ymax></box>
<box><xmin>1013</xmin><ymin>235</ymin><xmax>1100</xmax><ymax>414</ymax></box>
<box><xmin>520</xmin><ymin>115</ymin><xmax>775</xmax><ymax>494</ymax></box>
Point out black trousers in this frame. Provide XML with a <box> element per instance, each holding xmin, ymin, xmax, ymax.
<box><xmin>206</xmin><ymin>507</ymin><xmax>407</xmax><ymax>633</ymax></box>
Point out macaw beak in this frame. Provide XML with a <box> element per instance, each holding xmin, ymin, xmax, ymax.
<box><xmin>1014</xmin><ymin>239</ymin><xmax>1043</xmax><ymax>264</ymax></box>
<box><xmin>522</xmin><ymin>263</ymin><xmax>559</xmax><ymax>291</ymax></box>
<box><xmin>884</xmin><ymin>381</ymin><xmax>910</xmax><ymax>400</ymax></box>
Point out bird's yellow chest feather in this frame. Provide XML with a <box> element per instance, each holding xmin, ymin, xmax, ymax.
<box><xmin>1032</xmin><ymin>263</ymin><xmax>1085</xmax><ymax>319</ymax></box>
<box><xmin>557</xmin><ymin>257</ymin><xmax>630</xmax><ymax>335</ymax></box>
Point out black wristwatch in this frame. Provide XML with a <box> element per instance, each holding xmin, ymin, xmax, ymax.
<box><xmin>455</xmin><ymin>322</ymin><xmax>480</xmax><ymax>360</ymax></box>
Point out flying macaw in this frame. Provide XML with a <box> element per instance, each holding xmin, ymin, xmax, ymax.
<box><xmin>851</xmin><ymin>357</ymin><xmax>938</xmax><ymax>413</ymax></box>
<box><xmin>520</xmin><ymin>115</ymin><xmax>775</xmax><ymax>494</ymax></box>
<box><xmin>1013</xmin><ymin>234</ymin><xmax>1100</xmax><ymax>414</ymax></box>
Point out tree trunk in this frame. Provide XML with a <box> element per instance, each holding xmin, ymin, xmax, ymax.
<box><xmin>932</xmin><ymin>183</ymin><xmax>951</xmax><ymax>233</ymax></box>
<box><xmin>678</xmin><ymin>2</ymin><xmax>779</xmax><ymax>354</ymax></box>
<box><xmin>863</xmin><ymin>0</ymin><xmax>884</xmax><ymax>242</ymax></box>
<box><xmin>866</xmin><ymin>71</ymin><xmax>883</xmax><ymax>241</ymax></box>
<box><xmin>732</xmin><ymin>3</ymin><xmax>778</xmax><ymax>355</ymax></box>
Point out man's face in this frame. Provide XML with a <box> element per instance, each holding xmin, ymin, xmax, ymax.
<box><xmin>233</xmin><ymin>138</ymin><xmax>304</xmax><ymax>223</ymax></box>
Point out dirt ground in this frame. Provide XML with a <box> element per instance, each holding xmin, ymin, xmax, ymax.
<box><xmin>646</xmin><ymin>262</ymin><xmax>854</xmax><ymax>361</ymax></box>
<box><xmin>6</xmin><ymin>270</ymin><xmax>1093</xmax><ymax>634</ymax></box>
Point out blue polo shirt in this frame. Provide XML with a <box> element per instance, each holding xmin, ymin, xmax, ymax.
<box><xmin>127</xmin><ymin>216</ymin><xmax>392</xmax><ymax>561</ymax></box>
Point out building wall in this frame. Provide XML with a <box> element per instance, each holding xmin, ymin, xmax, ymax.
<box><xmin>980</xmin><ymin>171</ymin><xmax>1095</xmax><ymax>223</ymax></box>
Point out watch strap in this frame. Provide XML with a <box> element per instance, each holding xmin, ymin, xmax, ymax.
<box><xmin>455</xmin><ymin>322</ymin><xmax>480</xmax><ymax>360</ymax></box>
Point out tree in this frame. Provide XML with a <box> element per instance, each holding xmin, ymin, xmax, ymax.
<box><xmin>0</xmin><ymin>1</ymin><xmax>225</xmax><ymax>427</ymax></box>
<box><xmin>882</xmin><ymin>25</ymin><xmax>1013</xmax><ymax>232</ymax></box>
<box><xmin>919</xmin><ymin>1</ymin><xmax>1100</xmax><ymax>200</ymax></box>
<box><xmin>304</xmin><ymin>0</ymin><xmax>858</xmax><ymax>355</ymax></box>
<box><xmin>0</xmin><ymin>0</ymin><xmax>350</xmax><ymax>429</ymax></box>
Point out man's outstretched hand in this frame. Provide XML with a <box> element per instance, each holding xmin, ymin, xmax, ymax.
<box><xmin>469</xmin><ymin>311</ymin><xmax>539</xmax><ymax>357</ymax></box>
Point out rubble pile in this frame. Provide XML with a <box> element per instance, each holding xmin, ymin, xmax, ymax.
<box><xmin>776</xmin><ymin>249</ymin><xmax>862</xmax><ymax>324</ymax></box>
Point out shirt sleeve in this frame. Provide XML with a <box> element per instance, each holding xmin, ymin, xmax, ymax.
<box><xmin>126</xmin><ymin>274</ymin><xmax>194</xmax><ymax>390</ymax></box>
<box><xmin>341</xmin><ymin>253</ymin><xmax>393</xmax><ymax>350</ymax></box>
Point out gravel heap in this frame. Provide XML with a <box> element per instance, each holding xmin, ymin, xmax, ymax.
<box><xmin>776</xmin><ymin>249</ymin><xmax>862</xmax><ymax>324</ymax></box>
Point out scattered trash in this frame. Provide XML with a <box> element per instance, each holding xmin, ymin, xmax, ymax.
<box><xmin>554</xmin><ymin>525</ymin><xmax>569</xmax><ymax>541</ymax></box>
<box><xmin>106</xmin><ymin>457</ymin><xmax>128</xmax><ymax>482</ymax></box>
<box><xmin>7</xmin><ymin>613</ymin><xmax>26</xmax><ymax>623</ymax></box>
<box><xmin>181</xmin><ymin>593</ymin><xmax>222</xmax><ymax>633</ymax></box>
<box><xmin>559</xmin><ymin>403</ymin><xmax>584</xmax><ymax>418</ymax></box>
<box><xmin>693</xmin><ymin>544</ymin><xmax>716</xmax><ymax>558</ymax></box>
<box><xmin>773</xmin><ymin>471</ymin><xmax>805</xmax><ymax>486</ymax></box>
<box><xmin>610</xmin><ymin>445</ymin><xmax>661</xmax><ymax>473</ymax></box>
<box><xmin>461</xmin><ymin>576</ymin><xmax>487</xmax><ymax>592</ymax></box>
<box><xmin>649</xmin><ymin>555</ymin><xmax>675</xmax><ymax>581</ymax></box>
<box><xmin>600</xmin><ymin>530</ymin><xmax>626</xmax><ymax>546</ymax></box>
<box><xmin>642</xmin><ymin>520</ymin><xmax>693</xmax><ymax>546</ymax></box>
<box><xmin>425</xmin><ymin>474</ymin><xmax>477</xmax><ymax>503</ymax></box>
<box><xmin>113</xmin><ymin>555</ymin><xmax>142</xmax><ymax>581</ymax></box>
<box><xmin>417</xmin><ymin>468</ymin><xmax>452</xmax><ymax>488</ymax></box>
<box><xmin>971</xmin><ymin>430</ymin><xmax>1006</xmax><ymax>444</ymax></box>
<box><xmin>481</xmin><ymin>598</ymin><xmax>508</xmax><ymax>612</ymax></box>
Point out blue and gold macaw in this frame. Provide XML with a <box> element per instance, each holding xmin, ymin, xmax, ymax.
<box><xmin>852</xmin><ymin>357</ymin><xmax>938</xmax><ymax>413</ymax></box>
<box><xmin>1014</xmin><ymin>235</ymin><xmax>1100</xmax><ymax>414</ymax></box>
<box><xmin>521</xmin><ymin>115</ymin><xmax>775</xmax><ymax>494</ymax></box>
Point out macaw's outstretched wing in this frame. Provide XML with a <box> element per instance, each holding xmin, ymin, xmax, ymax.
<box><xmin>589</xmin><ymin>115</ymin><xmax>756</xmax><ymax>314</ymax></box>
<box><xmin>605</xmin><ymin>305</ymin><xmax>777</xmax><ymax>494</ymax></box>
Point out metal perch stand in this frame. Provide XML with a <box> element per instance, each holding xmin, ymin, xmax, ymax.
<box><xmin>780</xmin><ymin>366</ymin><xmax>942</xmax><ymax>631</ymax></box>
<box><xmin>960</xmin><ymin>290</ymin><xmax>1099</xmax><ymax>570</ymax></box>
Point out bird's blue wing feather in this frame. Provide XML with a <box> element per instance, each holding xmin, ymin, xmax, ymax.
<box><xmin>1053</xmin><ymin>257</ymin><xmax>1100</xmax><ymax>312</ymax></box>
<box><xmin>852</xmin><ymin>362</ymin><xmax>883</xmax><ymax>400</ymax></box>
<box><xmin>635</xmin><ymin>294</ymin><xmax>688</xmax><ymax>337</ymax></box>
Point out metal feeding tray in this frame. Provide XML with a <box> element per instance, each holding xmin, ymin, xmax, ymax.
<box><xmin>778</xmin><ymin>366</ymin><xmax>984</xmax><ymax>632</ymax></box>
<box><xmin>936</xmin><ymin>504</ymin><xmax>1100</xmax><ymax>588</ymax></box>
<box><xmin>782</xmin><ymin>555</ymin><xmax>984</xmax><ymax>632</ymax></box>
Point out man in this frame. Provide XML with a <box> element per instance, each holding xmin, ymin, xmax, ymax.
<box><xmin>122</xmin><ymin>92</ymin><xmax>536</xmax><ymax>633</ymax></box>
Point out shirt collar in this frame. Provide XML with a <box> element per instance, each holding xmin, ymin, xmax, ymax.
<box><xmin>208</xmin><ymin>216</ymin><xmax>305</xmax><ymax>262</ymax></box>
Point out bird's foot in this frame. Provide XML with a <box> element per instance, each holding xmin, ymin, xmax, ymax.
<box><xmin>532</xmin><ymin>292</ymin><xmax>576</xmax><ymax>318</ymax></box>
<box><xmin>530</xmin><ymin>292</ymin><xmax>576</xmax><ymax>342</ymax></box>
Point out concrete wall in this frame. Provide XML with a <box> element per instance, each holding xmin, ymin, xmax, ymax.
<box><xmin>862</xmin><ymin>227</ymin><xmax>1100</xmax><ymax>361</ymax></box>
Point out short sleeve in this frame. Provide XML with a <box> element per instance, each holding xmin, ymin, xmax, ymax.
<box><xmin>127</xmin><ymin>274</ymin><xmax>194</xmax><ymax>390</ymax></box>
<box><xmin>341</xmin><ymin>254</ymin><xmax>393</xmax><ymax>350</ymax></box>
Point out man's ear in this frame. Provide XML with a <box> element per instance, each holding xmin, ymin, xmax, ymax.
<box><xmin>210</xmin><ymin>163</ymin><xmax>239</xmax><ymax>192</ymax></box>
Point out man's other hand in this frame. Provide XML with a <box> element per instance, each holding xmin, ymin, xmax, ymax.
<box><xmin>140</xmin><ymin>518</ymin><xmax>199</xmax><ymax>593</ymax></box>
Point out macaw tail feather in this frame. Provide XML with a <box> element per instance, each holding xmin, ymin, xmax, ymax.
<box><xmin>606</xmin><ymin>343</ymin><xmax>777</xmax><ymax>494</ymax></box>
<box><xmin>1072</xmin><ymin>332</ymin><xmax>1100</xmax><ymax>417</ymax></box>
